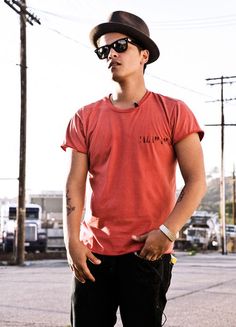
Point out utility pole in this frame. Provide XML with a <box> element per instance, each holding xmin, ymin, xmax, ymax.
<box><xmin>232</xmin><ymin>166</ymin><xmax>236</xmax><ymax>225</ymax></box>
<box><xmin>206</xmin><ymin>75</ymin><xmax>236</xmax><ymax>255</ymax></box>
<box><xmin>4</xmin><ymin>0</ymin><xmax>40</xmax><ymax>265</ymax></box>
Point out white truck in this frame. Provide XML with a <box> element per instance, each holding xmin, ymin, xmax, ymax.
<box><xmin>185</xmin><ymin>211</ymin><xmax>220</xmax><ymax>250</ymax></box>
<box><xmin>1</xmin><ymin>203</ymin><xmax>47</xmax><ymax>253</ymax></box>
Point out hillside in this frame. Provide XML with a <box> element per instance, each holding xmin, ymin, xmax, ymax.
<box><xmin>199</xmin><ymin>176</ymin><xmax>235</xmax><ymax>214</ymax></box>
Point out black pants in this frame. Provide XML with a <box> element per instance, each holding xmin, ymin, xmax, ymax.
<box><xmin>71</xmin><ymin>252</ymin><xmax>173</xmax><ymax>327</ymax></box>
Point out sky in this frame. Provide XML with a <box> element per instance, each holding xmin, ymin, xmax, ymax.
<box><xmin>0</xmin><ymin>0</ymin><xmax>236</xmax><ymax>198</ymax></box>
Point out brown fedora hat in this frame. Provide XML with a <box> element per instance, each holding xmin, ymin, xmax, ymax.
<box><xmin>90</xmin><ymin>11</ymin><xmax>160</xmax><ymax>64</ymax></box>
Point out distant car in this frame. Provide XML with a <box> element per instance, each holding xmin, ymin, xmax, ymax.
<box><xmin>226</xmin><ymin>224</ymin><xmax>236</xmax><ymax>238</ymax></box>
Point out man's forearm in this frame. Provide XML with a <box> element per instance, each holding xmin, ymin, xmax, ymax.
<box><xmin>63</xmin><ymin>151</ymin><xmax>88</xmax><ymax>250</ymax></box>
<box><xmin>63</xmin><ymin>179</ymin><xmax>86</xmax><ymax>249</ymax></box>
<box><xmin>162</xmin><ymin>179</ymin><xmax>207</xmax><ymax>236</ymax></box>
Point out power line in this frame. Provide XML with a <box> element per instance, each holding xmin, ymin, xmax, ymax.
<box><xmin>151</xmin><ymin>14</ymin><xmax>236</xmax><ymax>30</ymax></box>
<box><xmin>155</xmin><ymin>14</ymin><xmax>236</xmax><ymax>24</ymax></box>
<box><xmin>4</xmin><ymin>0</ymin><xmax>41</xmax><ymax>25</ymax></box>
<box><xmin>42</xmin><ymin>25</ymin><xmax>90</xmax><ymax>48</ymax></box>
<box><xmin>27</xmin><ymin>6</ymin><xmax>81</xmax><ymax>22</ymax></box>
<box><xmin>25</xmin><ymin>5</ymin><xmax>91</xmax><ymax>48</ymax></box>
<box><xmin>206</xmin><ymin>97</ymin><xmax>236</xmax><ymax>103</ymax></box>
<box><xmin>28</xmin><ymin>4</ymin><xmax>236</xmax><ymax>30</ymax></box>
<box><xmin>155</xmin><ymin>21</ymin><xmax>236</xmax><ymax>30</ymax></box>
<box><xmin>147</xmin><ymin>74</ymin><xmax>217</xmax><ymax>99</ymax></box>
<box><xmin>27</xmin><ymin>5</ymin><xmax>96</xmax><ymax>24</ymax></box>
<box><xmin>206</xmin><ymin>75</ymin><xmax>236</xmax><ymax>85</ymax></box>
<box><xmin>0</xmin><ymin>177</ymin><xmax>18</xmax><ymax>180</ymax></box>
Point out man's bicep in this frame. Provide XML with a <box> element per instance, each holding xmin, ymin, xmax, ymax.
<box><xmin>175</xmin><ymin>133</ymin><xmax>205</xmax><ymax>182</ymax></box>
<box><xmin>68</xmin><ymin>150</ymin><xmax>88</xmax><ymax>185</ymax></box>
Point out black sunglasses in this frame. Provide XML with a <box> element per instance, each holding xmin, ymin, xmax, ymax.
<box><xmin>94</xmin><ymin>37</ymin><xmax>139</xmax><ymax>60</ymax></box>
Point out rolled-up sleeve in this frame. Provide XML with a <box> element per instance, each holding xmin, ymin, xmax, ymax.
<box><xmin>61</xmin><ymin>110</ymin><xmax>87</xmax><ymax>153</ymax></box>
<box><xmin>172</xmin><ymin>100</ymin><xmax>204</xmax><ymax>144</ymax></box>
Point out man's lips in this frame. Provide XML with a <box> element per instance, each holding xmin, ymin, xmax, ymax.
<box><xmin>108</xmin><ymin>61</ymin><xmax>121</xmax><ymax>69</ymax></box>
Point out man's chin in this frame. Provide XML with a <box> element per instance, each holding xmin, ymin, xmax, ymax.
<box><xmin>111</xmin><ymin>74</ymin><xmax>123</xmax><ymax>83</ymax></box>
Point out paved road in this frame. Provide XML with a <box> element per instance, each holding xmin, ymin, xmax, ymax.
<box><xmin>0</xmin><ymin>252</ymin><xmax>236</xmax><ymax>326</ymax></box>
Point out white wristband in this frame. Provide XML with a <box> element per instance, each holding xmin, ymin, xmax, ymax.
<box><xmin>159</xmin><ymin>224</ymin><xmax>176</xmax><ymax>242</ymax></box>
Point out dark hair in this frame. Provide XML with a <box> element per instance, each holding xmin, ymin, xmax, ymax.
<box><xmin>130</xmin><ymin>39</ymin><xmax>147</xmax><ymax>73</ymax></box>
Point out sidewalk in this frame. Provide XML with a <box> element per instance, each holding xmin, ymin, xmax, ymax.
<box><xmin>0</xmin><ymin>252</ymin><xmax>236</xmax><ymax>326</ymax></box>
<box><xmin>165</xmin><ymin>252</ymin><xmax>236</xmax><ymax>327</ymax></box>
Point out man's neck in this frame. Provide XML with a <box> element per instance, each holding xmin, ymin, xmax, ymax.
<box><xmin>110</xmin><ymin>79</ymin><xmax>147</xmax><ymax>109</ymax></box>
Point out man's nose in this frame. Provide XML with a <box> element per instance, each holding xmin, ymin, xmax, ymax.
<box><xmin>108</xmin><ymin>47</ymin><xmax>118</xmax><ymax>59</ymax></box>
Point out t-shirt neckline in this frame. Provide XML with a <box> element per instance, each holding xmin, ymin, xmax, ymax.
<box><xmin>106</xmin><ymin>90</ymin><xmax>151</xmax><ymax>113</ymax></box>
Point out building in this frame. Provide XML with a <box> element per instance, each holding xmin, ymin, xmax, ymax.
<box><xmin>29</xmin><ymin>191</ymin><xmax>63</xmax><ymax>228</ymax></box>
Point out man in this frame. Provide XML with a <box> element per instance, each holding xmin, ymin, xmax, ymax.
<box><xmin>62</xmin><ymin>10</ymin><xmax>206</xmax><ymax>327</ymax></box>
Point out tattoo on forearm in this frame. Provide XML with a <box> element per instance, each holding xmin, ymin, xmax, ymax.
<box><xmin>177</xmin><ymin>187</ymin><xmax>185</xmax><ymax>203</ymax></box>
<box><xmin>66</xmin><ymin>189</ymin><xmax>75</xmax><ymax>216</ymax></box>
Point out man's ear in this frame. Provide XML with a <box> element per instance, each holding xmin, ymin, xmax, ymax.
<box><xmin>142</xmin><ymin>49</ymin><xmax>149</xmax><ymax>64</ymax></box>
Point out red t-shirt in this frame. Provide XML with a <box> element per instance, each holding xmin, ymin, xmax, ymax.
<box><xmin>62</xmin><ymin>91</ymin><xmax>204</xmax><ymax>255</ymax></box>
